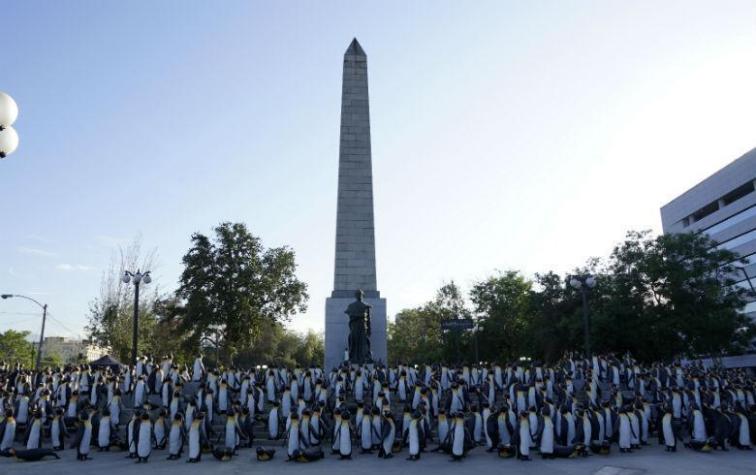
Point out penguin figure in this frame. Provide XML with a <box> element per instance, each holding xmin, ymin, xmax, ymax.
<box><xmin>23</xmin><ymin>411</ymin><xmax>43</xmax><ymax>450</ymax></box>
<box><xmin>127</xmin><ymin>412</ymin><xmax>139</xmax><ymax>458</ymax></box>
<box><xmin>72</xmin><ymin>412</ymin><xmax>93</xmax><ymax>461</ymax></box>
<box><xmin>450</xmin><ymin>412</ymin><xmax>470</xmax><ymax>461</ymax></box>
<box><xmin>539</xmin><ymin>407</ymin><xmax>555</xmax><ymax>459</ymax></box>
<box><xmin>286</xmin><ymin>412</ymin><xmax>303</xmax><ymax>460</ymax></box>
<box><xmin>378</xmin><ymin>412</ymin><xmax>396</xmax><ymax>458</ymax></box>
<box><xmin>239</xmin><ymin>407</ymin><xmax>255</xmax><ymax>448</ymax></box>
<box><xmin>50</xmin><ymin>408</ymin><xmax>67</xmax><ymax>451</ymax></box>
<box><xmin>338</xmin><ymin>411</ymin><xmax>353</xmax><ymax>459</ymax></box>
<box><xmin>360</xmin><ymin>407</ymin><xmax>373</xmax><ymax>453</ymax></box>
<box><xmin>517</xmin><ymin>412</ymin><xmax>532</xmax><ymax>461</ymax></box>
<box><xmin>154</xmin><ymin>409</ymin><xmax>168</xmax><ymax>449</ymax></box>
<box><xmin>97</xmin><ymin>409</ymin><xmax>112</xmax><ymax>451</ymax></box>
<box><xmin>256</xmin><ymin>446</ymin><xmax>276</xmax><ymax>461</ymax></box>
<box><xmin>136</xmin><ymin>412</ymin><xmax>153</xmax><ymax>463</ymax></box>
<box><xmin>109</xmin><ymin>390</ymin><xmax>123</xmax><ymax>428</ymax></box>
<box><xmin>6</xmin><ymin>448</ymin><xmax>61</xmax><ymax>461</ymax></box>
<box><xmin>406</xmin><ymin>411</ymin><xmax>421</xmax><ymax>460</ymax></box>
<box><xmin>371</xmin><ymin>406</ymin><xmax>383</xmax><ymax>449</ymax></box>
<box><xmin>734</xmin><ymin>405</ymin><xmax>752</xmax><ymax>449</ymax></box>
<box><xmin>437</xmin><ymin>410</ymin><xmax>450</xmax><ymax>448</ymax></box>
<box><xmin>618</xmin><ymin>408</ymin><xmax>632</xmax><ymax>453</ymax></box>
<box><xmin>224</xmin><ymin>411</ymin><xmax>242</xmax><ymax>454</ymax></box>
<box><xmin>167</xmin><ymin>413</ymin><xmax>185</xmax><ymax>460</ymax></box>
<box><xmin>268</xmin><ymin>402</ymin><xmax>280</xmax><ymax>440</ymax></box>
<box><xmin>187</xmin><ymin>414</ymin><xmax>203</xmax><ymax>463</ymax></box>
<box><xmin>331</xmin><ymin>409</ymin><xmax>343</xmax><ymax>455</ymax></box>
<box><xmin>661</xmin><ymin>406</ymin><xmax>677</xmax><ymax>452</ymax></box>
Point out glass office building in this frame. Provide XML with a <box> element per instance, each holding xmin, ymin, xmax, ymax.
<box><xmin>660</xmin><ymin>147</ymin><xmax>756</xmax><ymax>327</ymax></box>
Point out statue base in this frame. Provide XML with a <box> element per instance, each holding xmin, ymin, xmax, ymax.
<box><xmin>324</xmin><ymin>295</ymin><xmax>386</xmax><ymax>370</ymax></box>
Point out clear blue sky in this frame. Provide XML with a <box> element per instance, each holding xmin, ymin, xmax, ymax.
<box><xmin>2</xmin><ymin>1</ymin><xmax>755</xmax><ymax>339</ymax></box>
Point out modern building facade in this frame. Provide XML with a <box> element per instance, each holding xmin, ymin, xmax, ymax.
<box><xmin>660</xmin><ymin>147</ymin><xmax>756</xmax><ymax>323</ymax></box>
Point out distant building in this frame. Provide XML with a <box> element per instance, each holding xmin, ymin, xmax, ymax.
<box><xmin>36</xmin><ymin>336</ymin><xmax>109</xmax><ymax>364</ymax></box>
<box><xmin>660</xmin><ymin>147</ymin><xmax>756</xmax><ymax>323</ymax></box>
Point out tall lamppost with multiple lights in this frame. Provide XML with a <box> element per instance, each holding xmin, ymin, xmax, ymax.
<box><xmin>122</xmin><ymin>270</ymin><xmax>151</xmax><ymax>367</ymax></box>
<box><xmin>0</xmin><ymin>91</ymin><xmax>20</xmax><ymax>159</ymax></box>
<box><xmin>1</xmin><ymin>294</ymin><xmax>47</xmax><ymax>370</ymax></box>
<box><xmin>568</xmin><ymin>274</ymin><xmax>596</xmax><ymax>358</ymax></box>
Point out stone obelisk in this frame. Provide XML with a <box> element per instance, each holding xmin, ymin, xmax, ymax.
<box><xmin>324</xmin><ymin>38</ymin><xmax>387</xmax><ymax>370</ymax></box>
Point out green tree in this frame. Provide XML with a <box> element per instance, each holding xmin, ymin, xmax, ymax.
<box><xmin>176</xmin><ymin>222</ymin><xmax>309</xmax><ymax>363</ymax></box>
<box><xmin>0</xmin><ymin>330</ymin><xmax>34</xmax><ymax>366</ymax></box>
<box><xmin>388</xmin><ymin>282</ymin><xmax>471</xmax><ymax>365</ymax></box>
<box><xmin>40</xmin><ymin>351</ymin><xmax>63</xmax><ymax>368</ymax></box>
<box><xmin>604</xmin><ymin>230</ymin><xmax>753</xmax><ymax>359</ymax></box>
<box><xmin>470</xmin><ymin>271</ymin><xmax>534</xmax><ymax>362</ymax></box>
<box><xmin>233</xmin><ymin>321</ymin><xmax>323</xmax><ymax>368</ymax></box>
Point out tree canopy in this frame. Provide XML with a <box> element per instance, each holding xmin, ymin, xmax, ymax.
<box><xmin>389</xmin><ymin>230</ymin><xmax>755</xmax><ymax>364</ymax></box>
<box><xmin>175</xmin><ymin>222</ymin><xmax>309</xmax><ymax>363</ymax></box>
<box><xmin>0</xmin><ymin>330</ymin><xmax>34</xmax><ymax>366</ymax></box>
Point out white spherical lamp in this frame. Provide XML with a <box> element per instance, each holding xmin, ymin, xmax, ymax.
<box><xmin>0</xmin><ymin>91</ymin><xmax>18</xmax><ymax>128</ymax></box>
<box><xmin>569</xmin><ymin>278</ymin><xmax>582</xmax><ymax>289</ymax></box>
<box><xmin>0</xmin><ymin>126</ymin><xmax>19</xmax><ymax>158</ymax></box>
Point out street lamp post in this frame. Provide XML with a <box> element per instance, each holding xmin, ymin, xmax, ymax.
<box><xmin>122</xmin><ymin>270</ymin><xmax>151</xmax><ymax>367</ymax></box>
<box><xmin>1</xmin><ymin>294</ymin><xmax>48</xmax><ymax>370</ymax></box>
<box><xmin>568</xmin><ymin>274</ymin><xmax>596</xmax><ymax>358</ymax></box>
<box><xmin>0</xmin><ymin>91</ymin><xmax>20</xmax><ymax>159</ymax></box>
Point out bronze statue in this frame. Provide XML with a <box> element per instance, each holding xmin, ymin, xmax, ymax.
<box><xmin>345</xmin><ymin>289</ymin><xmax>372</xmax><ymax>364</ymax></box>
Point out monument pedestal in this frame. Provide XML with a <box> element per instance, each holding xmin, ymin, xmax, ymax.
<box><xmin>325</xmin><ymin>296</ymin><xmax>386</xmax><ymax>370</ymax></box>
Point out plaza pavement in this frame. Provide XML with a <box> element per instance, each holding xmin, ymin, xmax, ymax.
<box><xmin>1</xmin><ymin>441</ymin><xmax>754</xmax><ymax>475</ymax></box>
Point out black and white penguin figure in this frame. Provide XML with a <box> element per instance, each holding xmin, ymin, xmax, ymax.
<box><xmin>240</xmin><ymin>407</ymin><xmax>255</xmax><ymax>448</ymax></box>
<box><xmin>371</xmin><ymin>406</ymin><xmax>383</xmax><ymax>450</ymax></box>
<box><xmin>539</xmin><ymin>407</ymin><xmax>555</xmax><ymax>459</ymax></box>
<box><xmin>136</xmin><ymin>412</ymin><xmax>153</xmax><ymax>463</ymax></box>
<box><xmin>223</xmin><ymin>410</ymin><xmax>242</xmax><ymax>454</ymax></box>
<box><xmin>127</xmin><ymin>412</ymin><xmax>139</xmax><ymax>458</ymax></box>
<box><xmin>450</xmin><ymin>412</ymin><xmax>470</xmax><ymax>461</ymax></box>
<box><xmin>72</xmin><ymin>412</ymin><xmax>93</xmax><ymax>461</ymax></box>
<box><xmin>618</xmin><ymin>407</ymin><xmax>632</xmax><ymax>453</ymax></box>
<box><xmin>6</xmin><ymin>448</ymin><xmax>61</xmax><ymax>461</ymax></box>
<box><xmin>23</xmin><ymin>411</ymin><xmax>43</xmax><ymax>450</ymax></box>
<box><xmin>688</xmin><ymin>404</ymin><xmax>708</xmax><ymax>451</ymax></box>
<box><xmin>331</xmin><ymin>408</ymin><xmax>343</xmax><ymax>455</ymax></box>
<box><xmin>712</xmin><ymin>406</ymin><xmax>732</xmax><ymax>451</ymax></box>
<box><xmin>268</xmin><ymin>401</ymin><xmax>280</xmax><ymax>440</ymax></box>
<box><xmin>50</xmin><ymin>408</ymin><xmax>67</xmax><ymax>451</ymax></box>
<box><xmin>187</xmin><ymin>413</ymin><xmax>203</xmax><ymax>463</ymax></box>
<box><xmin>360</xmin><ymin>406</ymin><xmax>373</xmax><ymax>453</ymax></box>
<box><xmin>154</xmin><ymin>409</ymin><xmax>168</xmax><ymax>449</ymax></box>
<box><xmin>733</xmin><ymin>404</ymin><xmax>752</xmax><ymax>450</ymax></box>
<box><xmin>167</xmin><ymin>413</ymin><xmax>185</xmax><ymax>460</ymax></box>
<box><xmin>406</xmin><ymin>411</ymin><xmax>422</xmax><ymax>460</ymax></box>
<box><xmin>286</xmin><ymin>412</ymin><xmax>303</xmax><ymax>460</ymax></box>
<box><xmin>437</xmin><ymin>409</ymin><xmax>450</xmax><ymax>449</ymax></box>
<box><xmin>109</xmin><ymin>389</ymin><xmax>123</xmax><ymax>429</ymax></box>
<box><xmin>517</xmin><ymin>412</ymin><xmax>532</xmax><ymax>461</ymax></box>
<box><xmin>378</xmin><ymin>411</ymin><xmax>396</xmax><ymax>458</ymax></box>
<box><xmin>338</xmin><ymin>410</ymin><xmax>353</xmax><ymax>460</ymax></box>
<box><xmin>661</xmin><ymin>406</ymin><xmax>677</xmax><ymax>452</ymax></box>
<box><xmin>97</xmin><ymin>408</ymin><xmax>112</xmax><ymax>451</ymax></box>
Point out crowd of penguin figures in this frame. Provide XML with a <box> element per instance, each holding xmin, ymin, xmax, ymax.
<box><xmin>0</xmin><ymin>353</ymin><xmax>753</xmax><ymax>465</ymax></box>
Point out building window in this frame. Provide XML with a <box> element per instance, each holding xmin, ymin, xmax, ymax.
<box><xmin>704</xmin><ymin>205</ymin><xmax>756</xmax><ymax>236</ymax></box>
<box><xmin>722</xmin><ymin>181</ymin><xmax>755</xmax><ymax>206</ymax></box>
<box><xmin>692</xmin><ymin>201</ymin><xmax>720</xmax><ymax>223</ymax></box>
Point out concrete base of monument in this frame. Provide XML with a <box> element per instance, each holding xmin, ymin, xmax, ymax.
<box><xmin>324</xmin><ymin>296</ymin><xmax>386</xmax><ymax>370</ymax></box>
